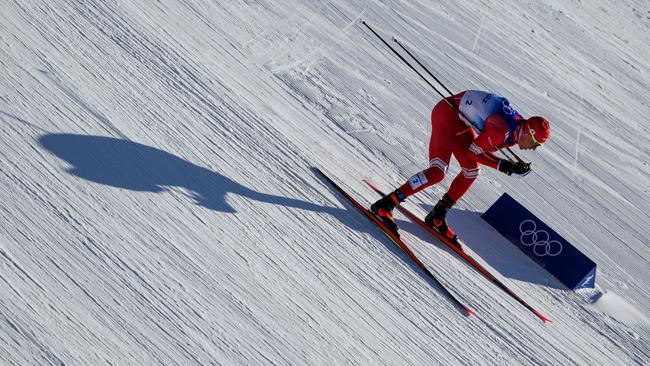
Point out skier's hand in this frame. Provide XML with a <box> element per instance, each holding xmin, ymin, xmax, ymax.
<box><xmin>512</xmin><ymin>161</ymin><xmax>531</xmax><ymax>176</ymax></box>
<box><xmin>498</xmin><ymin>160</ymin><xmax>531</xmax><ymax>176</ymax></box>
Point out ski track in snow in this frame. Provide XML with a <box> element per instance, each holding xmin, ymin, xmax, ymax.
<box><xmin>1</xmin><ymin>1</ymin><xmax>649</xmax><ymax>365</ymax></box>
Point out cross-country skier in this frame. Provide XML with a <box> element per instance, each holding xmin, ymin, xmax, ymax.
<box><xmin>370</xmin><ymin>90</ymin><xmax>551</xmax><ymax>247</ymax></box>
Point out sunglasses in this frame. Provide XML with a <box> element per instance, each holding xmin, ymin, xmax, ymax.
<box><xmin>528</xmin><ymin>129</ymin><xmax>543</xmax><ymax>147</ymax></box>
<box><xmin>526</xmin><ymin>122</ymin><xmax>544</xmax><ymax>147</ymax></box>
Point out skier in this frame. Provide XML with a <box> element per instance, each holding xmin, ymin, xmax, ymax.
<box><xmin>370</xmin><ymin>90</ymin><xmax>551</xmax><ymax>247</ymax></box>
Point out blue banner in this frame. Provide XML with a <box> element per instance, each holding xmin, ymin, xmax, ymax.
<box><xmin>482</xmin><ymin>193</ymin><xmax>596</xmax><ymax>290</ymax></box>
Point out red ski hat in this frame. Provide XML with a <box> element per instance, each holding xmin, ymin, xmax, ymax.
<box><xmin>524</xmin><ymin>116</ymin><xmax>551</xmax><ymax>145</ymax></box>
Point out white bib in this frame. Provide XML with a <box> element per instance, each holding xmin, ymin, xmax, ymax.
<box><xmin>458</xmin><ymin>90</ymin><xmax>507</xmax><ymax>131</ymax></box>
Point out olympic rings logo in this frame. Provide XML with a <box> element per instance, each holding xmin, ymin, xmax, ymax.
<box><xmin>501</xmin><ymin>100</ymin><xmax>514</xmax><ymax>115</ymax></box>
<box><xmin>519</xmin><ymin>220</ymin><xmax>563</xmax><ymax>257</ymax></box>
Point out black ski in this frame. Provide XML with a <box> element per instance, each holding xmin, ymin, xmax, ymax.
<box><xmin>316</xmin><ymin>168</ymin><xmax>475</xmax><ymax>317</ymax></box>
<box><xmin>363</xmin><ymin>179</ymin><xmax>551</xmax><ymax>323</ymax></box>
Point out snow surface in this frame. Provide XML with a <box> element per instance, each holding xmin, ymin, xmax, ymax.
<box><xmin>1</xmin><ymin>0</ymin><xmax>649</xmax><ymax>365</ymax></box>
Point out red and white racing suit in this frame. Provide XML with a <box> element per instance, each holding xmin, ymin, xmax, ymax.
<box><xmin>397</xmin><ymin>90</ymin><xmax>523</xmax><ymax>201</ymax></box>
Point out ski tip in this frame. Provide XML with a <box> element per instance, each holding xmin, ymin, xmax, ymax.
<box><xmin>464</xmin><ymin>307</ymin><xmax>476</xmax><ymax>318</ymax></box>
<box><xmin>537</xmin><ymin>312</ymin><xmax>552</xmax><ymax>324</ymax></box>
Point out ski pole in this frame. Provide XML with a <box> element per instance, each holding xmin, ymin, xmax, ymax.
<box><xmin>392</xmin><ymin>37</ymin><xmax>453</xmax><ymax>96</ymax></box>
<box><xmin>361</xmin><ymin>21</ymin><xmax>480</xmax><ymax>130</ymax></box>
<box><xmin>362</xmin><ymin>21</ymin><xmax>525</xmax><ymax>163</ymax></box>
<box><xmin>392</xmin><ymin>37</ymin><xmax>525</xmax><ymax>164</ymax></box>
<box><xmin>362</xmin><ymin>21</ymin><xmax>520</xmax><ymax>162</ymax></box>
<box><xmin>360</xmin><ymin>21</ymin><xmax>453</xmax><ymax>105</ymax></box>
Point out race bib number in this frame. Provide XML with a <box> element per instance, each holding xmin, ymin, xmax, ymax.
<box><xmin>459</xmin><ymin>90</ymin><xmax>506</xmax><ymax>131</ymax></box>
<box><xmin>408</xmin><ymin>172</ymin><xmax>428</xmax><ymax>190</ymax></box>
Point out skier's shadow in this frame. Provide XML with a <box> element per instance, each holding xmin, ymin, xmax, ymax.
<box><xmin>39</xmin><ymin>133</ymin><xmax>448</xmax><ymax>294</ymax></box>
<box><xmin>39</xmin><ymin>133</ymin><xmax>348</xmax><ymax>217</ymax></box>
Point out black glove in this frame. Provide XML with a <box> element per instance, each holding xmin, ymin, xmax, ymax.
<box><xmin>498</xmin><ymin>160</ymin><xmax>531</xmax><ymax>176</ymax></box>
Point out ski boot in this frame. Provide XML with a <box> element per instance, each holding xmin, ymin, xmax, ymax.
<box><xmin>425</xmin><ymin>194</ymin><xmax>462</xmax><ymax>250</ymax></box>
<box><xmin>370</xmin><ymin>189</ymin><xmax>405</xmax><ymax>237</ymax></box>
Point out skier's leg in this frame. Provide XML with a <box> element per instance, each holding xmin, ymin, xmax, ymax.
<box><xmin>370</xmin><ymin>99</ymin><xmax>456</xmax><ymax>232</ymax></box>
<box><xmin>371</xmin><ymin>148</ymin><xmax>450</xmax><ymax>232</ymax></box>
<box><xmin>423</xmin><ymin>127</ymin><xmax>477</xmax><ymax>245</ymax></box>
<box><xmin>447</xmin><ymin>130</ymin><xmax>481</xmax><ymax>202</ymax></box>
<box><xmin>396</xmin><ymin>155</ymin><xmax>450</xmax><ymax>197</ymax></box>
<box><xmin>394</xmin><ymin>99</ymin><xmax>458</xmax><ymax>198</ymax></box>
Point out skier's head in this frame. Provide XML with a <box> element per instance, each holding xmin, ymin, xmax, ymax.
<box><xmin>517</xmin><ymin>116</ymin><xmax>550</xmax><ymax>150</ymax></box>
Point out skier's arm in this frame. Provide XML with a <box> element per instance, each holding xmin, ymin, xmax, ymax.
<box><xmin>484</xmin><ymin>150</ymin><xmax>501</xmax><ymax>161</ymax></box>
<box><xmin>466</xmin><ymin>141</ymin><xmax>501</xmax><ymax>168</ymax></box>
<box><xmin>465</xmin><ymin>115</ymin><xmax>509</xmax><ymax>169</ymax></box>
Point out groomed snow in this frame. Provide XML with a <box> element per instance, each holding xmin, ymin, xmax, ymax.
<box><xmin>1</xmin><ymin>1</ymin><xmax>648</xmax><ymax>365</ymax></box>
